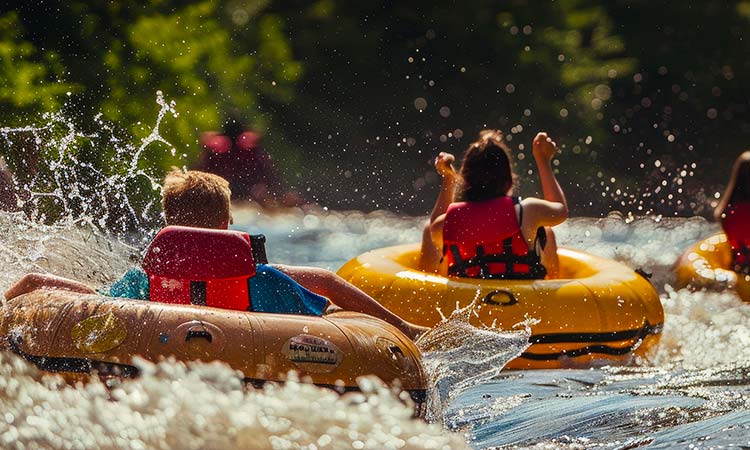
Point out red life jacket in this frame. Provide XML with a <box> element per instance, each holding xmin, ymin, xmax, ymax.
<box><xmin>722</xmin><ymin>202</ymin><xmax>750</xmax><ymax>273</ymax></box>
<box><xmin>142</xmin><ymin>226</ymin><xmax>256</xmax><ymax>310</ymax></box>
<box><xmin>201</xmin><ymin>132</ymin><xmax>232</xmax><ymax>154</ymax></box>
<box><xmin>235</xmin><ymin>131</ymin><xmax>261</xmax><ymax>151</ymax></box>
<box><xmin>442</xmin><ymin>196</ymin><xmax>546</xmax><ymax>279</ymax></box>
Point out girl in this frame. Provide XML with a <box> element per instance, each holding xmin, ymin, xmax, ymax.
<box><xmin>419</xmin><ymin>130</ymin><xmax>568</xmax><ymax>279</ymax></box>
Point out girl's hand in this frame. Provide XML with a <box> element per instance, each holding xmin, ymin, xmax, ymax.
<box><xmin>434</xmin><ymin>152</ymin><xmax>456</xmax><ymax>178</ymax></box>
<box><xmin>532</xmin><ymin>132</ymin><xmax>558</xmax><ymax>164</ymax></box>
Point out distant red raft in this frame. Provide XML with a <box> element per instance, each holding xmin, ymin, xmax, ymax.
<box><xmin>0</xmin><ymin>291</ymin><xmax>428</xmax><ymax>413</ymax></box>
<box><xmin>675</xmin><ymin>233</ymin><xmax>750</xmax><ymax>301</ymax></box>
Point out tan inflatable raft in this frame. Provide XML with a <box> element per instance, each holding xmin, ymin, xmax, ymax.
<box><xmin>0</xmin><ymin>291</ymin><xmax>427</xmax><ymax>410</ymax></box>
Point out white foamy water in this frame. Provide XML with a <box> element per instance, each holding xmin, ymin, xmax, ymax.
<box><xmin>0</xmin><ymin>353</ymin><xmax>466</xmax><ymax>450</ymax></box>
<box><xmin>2</xmin><ymin>205</ymin><xmax>750</xmax><ymax>449</ymax></box>
<box><xmin>652</xmin><ymin>286</ymin><xmax>750</xmax><ymax>368</ymax></box>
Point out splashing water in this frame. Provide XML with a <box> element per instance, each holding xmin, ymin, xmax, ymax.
<box><xmin>1</xmin><ymin>202</ymin><xmax>750</xmax><ymax>448</ymax></box>
<box><xmin>0</xmin><ymin>213</ymin><xmax>135</xmax><ymax>297</ymax></box>
<box><xmin>415</xmin><ymin>294</ymin><xmax>532</xmax><ymax>423</ymax></box>
<box><xmin>0</xmin><ymin>97</ymin><xmax>476</xmax><ymax>449</ymax></box>
<box><xmin>2</xmin><ymin>98</ymin><xmax>750</xmax><ymax>448</ymax></box>
<box><xmin>0</xmin><ymin>210</ymin><xmax>473</xmax><ymax>449</ymax></box>
<box><xmin>0</xmin><ymin>353</ymin><xmax>467</xmax><ymax>450</ymax></box>
<box><xmin>0</xmin><ymin>92</ymin><xmax>177</xmax><ymax>239</ymax></box>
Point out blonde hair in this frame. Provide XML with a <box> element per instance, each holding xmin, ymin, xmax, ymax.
<box><xmin>162</xmin><ymin>169</ymin><xmax>231</xmax><ymax>228</ymax></box>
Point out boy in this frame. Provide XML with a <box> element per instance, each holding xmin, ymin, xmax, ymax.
<box><xmin>6</xmin><ymin>170</ymin><xmax>426</xmax><ymax>340</ymax></box>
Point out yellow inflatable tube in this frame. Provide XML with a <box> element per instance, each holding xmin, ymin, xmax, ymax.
<box><xmin>0</xmin><ymin>291</ymin><xmax>428</xmax><ymax>412</ymax></box>
<box><xmin>338</xmin><ymin>244</ymin><xmax>664</xmax><ymax>369</ymax></box>
<box><xmin>674</xmin><ymin>233</ymin><xmax>750</xmax><ymax>301</ymax></box>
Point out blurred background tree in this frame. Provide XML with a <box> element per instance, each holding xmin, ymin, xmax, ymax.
<box><xmin>1</xmin><ymin>0</ymin><xmax>749</xmax><ymax>219</ymax></box>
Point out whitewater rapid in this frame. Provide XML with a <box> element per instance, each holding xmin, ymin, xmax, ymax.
<box><xmin>1</xmin><ymin>206</ymin><xmax>750</xmax><ymax>449</ymax></box>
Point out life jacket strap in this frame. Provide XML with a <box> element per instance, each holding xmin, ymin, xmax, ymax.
<box><xmin>181</xmin><ymin>278</ymin><xmax>254</xmax><ymax>310</ymax></box>
<box><xmin>447</xmin><ymin>244</ymin><xmax>547</xmax><ymax>280</ymax></box>
<box><xmin>536</xmin><ymin>226</ymin><xmax>548</xmax><ymax>251</ymax></box>
<box><xmin>475</xmin><ymin>245</ymin><xmax>490</xmax><ymax>278</ymax></box>
<box><xmin>503</xmin><ymin>237</ymin><xmax>514</xmax><ymax>276</ymax></box>
<box><xmin>246</xmin><ymin>277</ymin><xmax>254</xmax><ymax>312</ymax></box>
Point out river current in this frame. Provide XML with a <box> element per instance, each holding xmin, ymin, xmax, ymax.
<box><xmin>1</xmin><ymin>206</ymin><xmax>749</xmax><ymax>449</ymax></box>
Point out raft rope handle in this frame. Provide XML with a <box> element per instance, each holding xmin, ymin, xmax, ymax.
<box><xmin>634</xmin><ymin>268</ymin><xmax>653</xmax><ymax>281</ymax></box>
<box><xmin>185</xmin><ymin>329</ymin><xmax>213</xmax><ymax>343</ymax></box>
<box><xmin>481</xmin><ymin>289</ymin><xmax>518</xmax><ymax>306</ymax></box>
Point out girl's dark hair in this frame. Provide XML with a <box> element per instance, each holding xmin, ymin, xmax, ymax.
<box><xmin>730</xmin><ymin>156</ymin><xmax>750</xmax><ymax>204</ymax></box>
<box><xmin>456</xmin><ymin>130</ymin><xmax>516</xmax><ymax>202</ymax></box>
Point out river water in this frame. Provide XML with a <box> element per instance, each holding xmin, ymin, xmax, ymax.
<box><xmin>235</xmin><ymin>207</ymin><xmax>750</xmax><ymax>449</ymax></box>
<box><xmin>2</xmin><ymin>103</ymin><xmax>749</xmax><ymax>448</ymax></box>
<box><xmin>2</xmin><ymin>205</ymin><xmax>749</xmax><ymax>449</ymax></box>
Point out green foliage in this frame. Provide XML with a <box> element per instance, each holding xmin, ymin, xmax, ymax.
<box><xmin>1</xmin><ymin>1</ymin><xmax>301</xmax><ymax>176</ymax></box>
<box><xmin>0</xmin><ymin>12</ymin><xmax>77</xmax><ymax>118</ymax></box>
<box><xmin>0</xmin><ymin>1</ymin><xmax>303</xmax><ymax>226</ymax></box>
<box><xmin>103</xmin><ymin>1</ymin><xmax>301</xmax><ymax>167</ymax></box>
<box><xmin>2</xmin><ymin>0</ymin><xmax>750</xmax><ymax>217</ymax></box>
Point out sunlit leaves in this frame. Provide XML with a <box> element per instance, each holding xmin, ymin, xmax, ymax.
<box><xmin>2</xmin><ymin>1</ymin><xmax>302</xmax><ymax>178</ymax></box>
<box><xmin>0</xmin><ymin>12</ymin><xmax>77</xmax><ymax>114</ymax></box>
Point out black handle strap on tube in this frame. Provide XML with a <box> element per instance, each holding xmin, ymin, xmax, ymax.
<box><xmin>250</xmin><ymin>234</ymin><xmax>268</xmax><ymax>264</ymax></box>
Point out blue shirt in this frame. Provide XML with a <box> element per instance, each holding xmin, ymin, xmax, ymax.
<box><xmin>107</xmin><ymin>264</ymin><xmax>327</xmax><ymax>316</ymax></box>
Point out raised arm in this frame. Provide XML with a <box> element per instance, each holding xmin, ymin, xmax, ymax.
<box><xmin>419</xmin><ymin>153</ymin><xmax>457</xmax><ymax>271</ymax></box>
<box><xmin>521</xmin><ymin>133</ymin><xmax>568</xmax><ymax>230</ymax></box>
<box><xmin>532</xmin><ymin>132</ymin><xmax>568</xmax><ymax>213</ymax></box>
<box><xmin>428</xmin><ymin>153</ymin><xmax>457</xmax><ymax>222</ymax></box>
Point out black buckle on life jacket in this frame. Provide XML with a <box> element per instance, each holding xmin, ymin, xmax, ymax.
<box><xmin>447</xmin><ymin>241</ymin><xmax>547</xmax><ymax>280</ymax></box>
<box><xmin>536</xmin><ymin>227</ymin><xmax>548</xmax><ymax>251</ymax></box>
